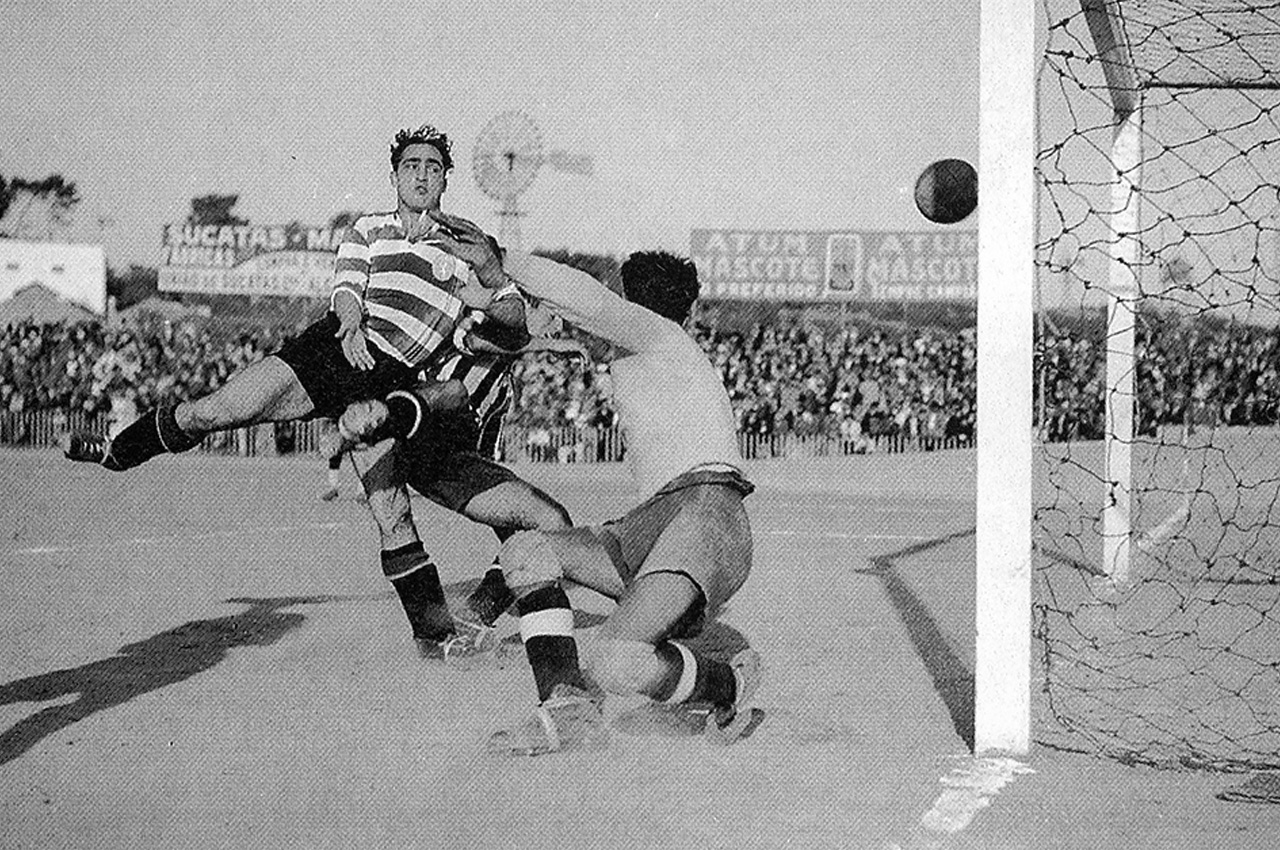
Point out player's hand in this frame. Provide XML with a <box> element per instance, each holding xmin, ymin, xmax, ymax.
<box><xmin>338</xmin><ymin>399</ymin><xmax>390</xmax><ymax>444</ymax></box>
<box><xmin>452</xmin><ymin>312</ymin><xmax>505</xmax><ymax>356</ymax></box>
<box><xmin>424</xmin><ymin>210</ymin><xmax>506</xmax><ymax>288</ymax></box>
<box><xmin>333</xmin><ymin>294</ymin><xmax>375</xmax><ymax>371</ymax></box>
<box><xmin>317</xmin><ymin>427</ymin><xmax>348</xmax><ymax>461</ymax></box>
<box><xmin>457</xmin><ymin>269</ymin><xmax>495</xmax><ymax>309</ymax></box>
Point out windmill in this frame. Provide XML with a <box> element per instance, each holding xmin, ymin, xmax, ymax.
<box><xmin>471</xmin><ymin>111</ymin><xmax>593</xmax><ymax>252</ymax></box>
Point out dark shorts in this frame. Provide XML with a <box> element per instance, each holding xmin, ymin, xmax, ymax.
<box><xmin>399</xmin><ymin>403</ymin><xmax>520</xmax><ymax>513</ymax></box>
<box><xmin>274</xmin><ymin>313</ymin><xmax>419</xmax><ymax>420</ymax></box>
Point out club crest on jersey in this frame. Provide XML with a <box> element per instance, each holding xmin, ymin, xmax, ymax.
<box><xmin>431</xmin><ymin>252</ymin><xmax>459</xmax><ymax>283</ymax></box>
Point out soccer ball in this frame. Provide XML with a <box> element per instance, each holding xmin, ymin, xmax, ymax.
<box><xmin>914</xmin><ymin>158</ymin><xmax>978</xmax><ymax>225</ymax></box>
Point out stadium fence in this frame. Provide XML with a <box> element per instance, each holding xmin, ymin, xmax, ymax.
<box><xmin>0</xmin><ymin>409</ymin><xmax>973</xmax><ymax>463</ymax></box>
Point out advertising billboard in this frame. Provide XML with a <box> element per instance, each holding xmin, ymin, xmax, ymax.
<box><xmin>158</xmin><ymin>223</ymin><xmax>344</xmax><ymax>298</ymax></box>
<box><xmin>690</xmin><ymin>228</ymin><xmax>977</xmax><ymax>302</ymax></box>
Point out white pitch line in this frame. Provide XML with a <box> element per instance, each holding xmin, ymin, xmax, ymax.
<box><xmin>760</xmin><ymin>530</ymin><xmax>931</xmax><ymax>541</ymax></box>
<box><xmin>766</xmin><ymin>502</ymin><xmax>968</xmax><ymax>516</ymax></box>
<box><xmin>9</xmin><ymin>521</ymin><xmax>351</xmax><ymax>557</ymax></box>
<box><xmin>919</xmin><ymin>756</ymin><xmax>1035</xmax><ymax>834</ymax></box>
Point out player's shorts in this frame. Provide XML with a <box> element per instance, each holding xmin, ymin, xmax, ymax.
<box><xmin>399</xmin><ymin>402</ymin><xmax>520</xmax><ymax>513</ymax></box>
<box><xmin>562</xmin><ymin>467</ymin><xmax>754</xmax><ymax>634</ymax></box>
<box><xmin>273</xmin><ymin>313</ymin><xmax>419</xmax><ymax>419</ymax></box>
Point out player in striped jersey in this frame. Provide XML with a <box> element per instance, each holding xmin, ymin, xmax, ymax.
<box><xmin>61</xmin><ymin>124</ymin><xmax>527</xmax><ymax>475</ymax></box>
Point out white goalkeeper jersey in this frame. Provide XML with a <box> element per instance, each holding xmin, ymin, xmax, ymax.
<box><xmin>503</xmin><ymin>252</ymin><xmax>742</xmax><ymax>499</ymax></box>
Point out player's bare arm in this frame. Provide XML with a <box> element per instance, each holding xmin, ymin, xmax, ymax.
<box><xmin>331</xmin><ymin>288</ymin><xmax>375</xmax><ymax>371</ymax></box>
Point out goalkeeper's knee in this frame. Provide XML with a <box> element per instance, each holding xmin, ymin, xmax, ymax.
<box><xmin>499</xmin><ymin>530</ymin><xmax>564</xmax><ymax>591</ymax></box>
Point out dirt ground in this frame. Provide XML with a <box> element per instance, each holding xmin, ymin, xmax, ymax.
<box><xmin>1</xmin><ymin>448</ymin><xmax>1276</xmax><ymax>849</ymax></box>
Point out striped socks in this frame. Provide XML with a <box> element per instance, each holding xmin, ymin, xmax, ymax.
<box><xmin>517</xmin><ymin>585</ymin><xmax>589</xmax><ymax>701</ymax></box>
<box><xmin>651</xmin><ymin>642</ymin><xmax>737</xmax><ymax>708</ymax></box>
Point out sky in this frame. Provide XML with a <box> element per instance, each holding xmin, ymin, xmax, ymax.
<box><xmin>0</xmin><ymin>0</ymin><xmax>979</xmax><ymax>270</ymax></box>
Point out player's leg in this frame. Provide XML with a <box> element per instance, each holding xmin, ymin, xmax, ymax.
<box><xmin>348</xmin><ymin>438</ymin><xmax>462</xmax><ymax>657</ymax></box>
<box><xmin>585</xmin><ymin>485</ymin><xmax>760</xmax><ymax>743</ymax></box>
<box><xmin>485</xmin><ymin>526</ymin><xmax>624</xmax><ymax>755</ymax></box>
<box><xmin>63</xmin><ymin>355</ymin><xmax>312</xmax><ymax>471</ymax></box>
<box><xmin>458</xmin><ymin>477</ymin><xmax>573</xmax><ymax>625</ymax></box>
<box><xmin>64</xmin><ymin>314</ymin><xmax>368</xmax><ymax>471</ymax></box>
<box><xmin>398</xmin><ymin>422</ymin><xmax>574</xmax><ymax>627</ymax></box>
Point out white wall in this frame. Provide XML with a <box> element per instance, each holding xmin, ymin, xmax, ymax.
<box><xmin>0</xmin><ymin>240</ymin><xmax>106</xmax><ymax>312</ymax></box>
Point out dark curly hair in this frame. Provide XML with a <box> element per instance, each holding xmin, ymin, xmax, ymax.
<box><xmin>620</xmin><ymin>250</ymin><xmax>700</xmax><ymax>324</ymax></box>
<box><xmin>390</xmin><ymin>125</ymin><xmax>454</xmax><ymax>171</ymax></box>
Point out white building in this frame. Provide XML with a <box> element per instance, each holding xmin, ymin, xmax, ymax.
<box><xmin>0</xmin><ymin>239</ymin><xmax>106</xmax><ymax>314</ymax></box>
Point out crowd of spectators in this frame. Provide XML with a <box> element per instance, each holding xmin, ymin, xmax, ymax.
<box><xmin>502</xmin><ymin>316</ymin><xmax>978</xmax><ymax>453</ymax></box>
<box><xmin>1037</xmin><ymin>311</ymin><xmax>1280</xmax><ymax>440</ymax></box>
<box><xmin>0</xmin><ymin>314</ymin><xmax>281</xmax><ymax>422</ymax></box>
<box><xmin>4</xmin><ymin>306</ymin><xmax>1279</xmax><ymax>451</ymax></box>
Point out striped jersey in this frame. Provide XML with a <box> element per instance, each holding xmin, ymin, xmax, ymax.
<box><xmin>430</xmin><ymin>350</ymin><xmax>516</xmax><ymax>458</ymax></box>
<box><xmin>329</xmin><ymin>211</ymin><xmax>517</xmax><ymax>368</ymax></box>
<box><xmin>431</xmin><ymin>350</ymin><xmax>515</xmax><ymax>428</ymax></box>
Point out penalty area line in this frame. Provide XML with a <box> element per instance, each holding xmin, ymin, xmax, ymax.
<box><xmin>10</xmin><ymin>521</ymin><xmax>352</xmax><ymax>556</ymax></box>
<box><xmin>761</xmin><ymin>530</ymin><xmax>931</xmax><ymax>541</ymax></box>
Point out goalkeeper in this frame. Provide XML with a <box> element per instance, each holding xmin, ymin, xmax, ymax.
<box><xmin>61</xmin><ymin>124</ymin><xmax>528</xmax><ymax>471</ymax></box>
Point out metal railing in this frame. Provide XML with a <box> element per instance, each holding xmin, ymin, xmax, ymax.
<box><xmin>0</xmin><ymin>409</ymin><xmax>973</xmax><ymax>461</ymax></box>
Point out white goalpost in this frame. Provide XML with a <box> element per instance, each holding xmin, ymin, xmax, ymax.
<box><xmin>974</xmin><ymin>0</ymin><xmax>1035</xmax><ymax>756</ymax></box>
<box><xmin>1082</xmin><ymin>0</ymin><xmax>1143</xmax><ymax>583</ymax></box>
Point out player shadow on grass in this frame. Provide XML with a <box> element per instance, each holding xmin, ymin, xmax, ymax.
<box><xmin>856</xmin><ymin>528</ymin><xmax>978</xmax><ymax>751</ymax></box>
<box><xmin>0</xmin><ymin>595</ymin><xmax>349</xmax><ymax>767</ymax></box>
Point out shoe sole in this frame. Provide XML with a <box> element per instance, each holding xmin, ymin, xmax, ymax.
<box><xmin>706</xmin><ymin>649</ymin><xmax>763</xmax><ymax>745</ymax></box>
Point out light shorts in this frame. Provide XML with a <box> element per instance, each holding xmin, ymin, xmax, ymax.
<box><xmin>563</xmin><ymin>467</ymin><xmax>754</xmax><ymax>631</ymax></box>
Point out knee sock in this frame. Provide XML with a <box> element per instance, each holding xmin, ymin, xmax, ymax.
<box><xmin>381</xmin><ymin>542</ymin><xmax>454</xmax><ymax>640</ymax></box>
<box><xmin>106</xmin><ymin>406</ymin><xmax>200</xmax><ymax>470</ymax></box>
<box><xmin>650</xmin><ymin>642</ymin><xmax>737</xmax><ymax>708</ymax></box>
<box><xmin>517</xmin><ymin>584</ymin><xmax>589</xmax><ymax>702</ymax></box>
<box><xmin>468</xmin><ymin>564</ymin><xmax>516</xmax><ymax>625</ymax></box>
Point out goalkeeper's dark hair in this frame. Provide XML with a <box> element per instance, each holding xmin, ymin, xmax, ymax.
<box><xmin>390</xmin><ymin>125</ymin><xmax>454</xmax><ymax>172</ymax></box>
<box><xmin>619</xmin><ymin>250</ymin><xmax>700</xmax><ymax>324</ymax></box>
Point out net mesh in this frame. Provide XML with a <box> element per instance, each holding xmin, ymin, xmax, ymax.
<box><xmin>1034</xmin><ymin>0</ymin><xmax>1280</xmax><ymax>770</ymax></box>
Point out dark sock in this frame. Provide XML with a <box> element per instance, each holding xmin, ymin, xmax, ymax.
<box><xmin>381</xmin><ymin>542</ymin><xmax>453</xmax><ymax>640</ymax></box>
<box><xmin>107</xmin><ymin>406</ymin><xmax>201</xmax><ymax>470</ymax></box>
<box><xmin>155</xmin><ymin>404</ymin><xmax>202</xmax><ymax>453</ymax></box>
<box><xmin>468</xmin><ymin>566</ymin><xmax>516</xmax><ymax>626</ymax></box>
<box><xmin>104</xmin><ymin>409</ymin><xmax>160</xmax><ymax>470</ymax></box>
<box><xmin>517</xmin><ymin>584</ymin><xmax>589</xmax><ymax>702</ymax></box>
<box><xmin>649</xmin><ymin>641</ymin><xmax>736</xmax><ymax>708</ymax></box>
<box><xmin>691</xmin><ymin>655</ymin><xmax>737</xmax><ymax>708</ymax></box>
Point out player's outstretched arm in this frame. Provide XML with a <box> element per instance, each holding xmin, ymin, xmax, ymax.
<box><xmin>425</xmin><ymin>209</ymin><xmax>673</xmax><ymax>357</ymax></box>
<box><xmin>330</xmin><ymin>222</ymin><xmax>376</xmax><ymax>371</ymax></box>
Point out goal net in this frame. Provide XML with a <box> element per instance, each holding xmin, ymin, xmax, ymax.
<box><xmin>1033</xmin><ymin>0</ymin><xmax>1280</xmax><ymax>770</ymax></box>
